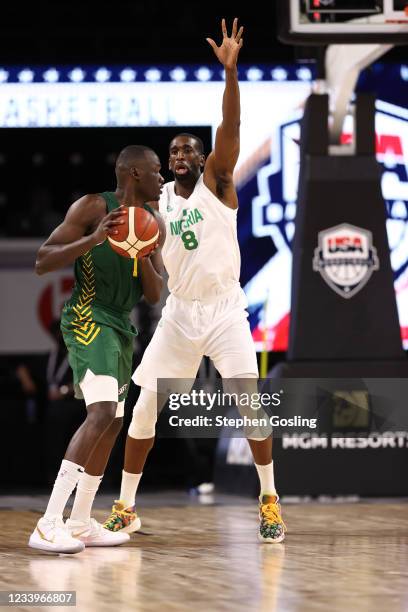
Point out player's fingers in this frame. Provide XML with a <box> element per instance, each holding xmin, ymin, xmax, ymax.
<box><xmin>106</xmin><ymin>218</ymin><xmax>125</xmax><ymax>226</ymax></box>
<box><xmin>105</xmin><ymin>213</ymin><xmax>126</xmax><ymax>223</ymax></box>
<box><xmin>146</xmin><ymin>241</ymin><xmax>160</xmax><ymax>257</ymax></box>
<box><xmin>221</xmin><ymin>17</ymin><xmax>227</xmax><ymax>38</ymax></box>
<box><xmin>206</xmin><ymin>38</ymin><xmax>218</xmax><ymax>52</ymax></box>
<box><xmin>106</xmin><ymin>222</ymin><xmax>123</xmax><ymax>232</ymax></box>
<box><xmin>236</xmin><ymin>26</ymin><xmax>243</xmax><ymax>42</ymax></box>
<box><xmin>231</xmin><ymin>17</ymin><xmax>238</xmax><ymax>38</ymax></box>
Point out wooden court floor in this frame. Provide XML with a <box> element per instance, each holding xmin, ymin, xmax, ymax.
<box><xmin>1</xmin><ymin>496</ymin><xmax>407</xmax><ymax>612</ymax></box>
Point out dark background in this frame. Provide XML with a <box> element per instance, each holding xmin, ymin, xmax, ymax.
<box><xmin>0</xmin><ymin>1</ymin><xmax>405</xmax><ymax>65</ymax></box>
<box><xmin>0</xmin><ymin>127</ymin><xmax>212</xmax><ymax>237</ymax></box>
<box><xmin>1</xmin><ymin>3</ymin><xmax>301</xmax><ymax>64</ymax></box>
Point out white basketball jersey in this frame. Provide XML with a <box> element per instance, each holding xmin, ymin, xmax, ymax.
<box><xmin>159</xmin><ymin>175</ymin><xmax>241</xmax><ymax>300</ymax></box>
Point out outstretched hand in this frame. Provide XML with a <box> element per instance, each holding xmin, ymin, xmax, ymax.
<box><xmin>206</xmin><ymin>18</ymin><xmax>243</xmax><ymax>70</ymax></box>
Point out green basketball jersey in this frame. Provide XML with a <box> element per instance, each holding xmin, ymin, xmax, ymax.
<box><xmin>63</xmin><ymin>192</ymin><xmax>149</xmax><ymax>343</ymax></box>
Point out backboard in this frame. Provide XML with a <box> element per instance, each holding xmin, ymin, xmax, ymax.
<box><xmin>278</xmin><ymin>0</ymin><xmax>408</xmax><ymax>44</ymax></box>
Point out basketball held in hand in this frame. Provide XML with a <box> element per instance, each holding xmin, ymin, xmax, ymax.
<box><xmin>108</xmin><ymin>207</ymin><xmax>160</xmax><ymax>258</ymax></box>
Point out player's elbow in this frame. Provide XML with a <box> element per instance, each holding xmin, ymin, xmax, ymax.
<box><xmin>217</xmin><ymin>171</ymin><xmax>234</xmax><ymax>183</ymax></box>
<box><xmin>35</xmin><ymin>244</ymin><xmax>59</xmax><ymax>275</ymax></box>
<box><xmin>215</xmin><ymin>171</ymin><xmax>234</xmax><ymax>190</ymax></box>
<box><xmin>35</xmin><ymin>246</ymin><xmax>52</xmax><ymax>275</ymax></box>
<box><xmin>35</xmin><ymin>256</ymin><xmax>46</xmax><ymax>275</ymax></box>
<box><xmin>144</xmin><ymin>292</ymin><xmax>161</xmax><ymax>306</ymax></box>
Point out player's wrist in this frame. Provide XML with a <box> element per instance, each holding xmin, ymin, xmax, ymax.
<box><xmin>90</xmin><ymin>231</ymin><xmax>105</xmax><ymax>248</ymax></box>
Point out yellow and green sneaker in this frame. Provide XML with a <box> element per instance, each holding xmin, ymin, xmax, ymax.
<box><xmin>258</xmin><ymin>494</ymin><xmax>286</xmax><ymax>543</ymax></box>
<box><xmin>103</xmin><ymin>500</ymin><xmax>141</xmax><ymax>534</ymax></box>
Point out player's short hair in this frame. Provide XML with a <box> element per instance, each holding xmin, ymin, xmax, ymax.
<box><xmin>116</xmin><ymin>145</ymin><xmax>154</xmax><ymax>169</ymax></box>
<box><xmin>172</xmin><ymin>133</ymin><xmax>205</xmax><ymax>155</ymax></box>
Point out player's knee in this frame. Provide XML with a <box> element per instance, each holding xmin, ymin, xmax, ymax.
<box><xmin>128</xmin><ymin>405</ymin><xmax>157</xmax><ymax>439</ymax></box>
<box><xmin>109</xmin><ymin>416</ymin><xmax>124</xmax><ymax>437</ymax></box>
<box><xmin>86</xmin><ymin>402</ymin><xmax>118</xmax><ymax>430</ymax></box>
<box><xmin>128</xmin><ymin>389</ymin><xmax>158</xmax><ymax>439</ymax></box>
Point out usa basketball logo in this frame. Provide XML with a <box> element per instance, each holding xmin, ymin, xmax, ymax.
<box><xmin>313</xmin><ymin>224</ymin><xmax>380</xmax><ymax>299</ymax></box>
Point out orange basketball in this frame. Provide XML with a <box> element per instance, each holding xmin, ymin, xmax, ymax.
<box><xmin>107</xmin><ymin>207</ymin><xmax>160</xmax><ymax>259</ymax></box>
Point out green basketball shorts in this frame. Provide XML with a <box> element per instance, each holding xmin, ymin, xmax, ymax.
<box><xmin>61</xmin><ymin>304</ymin><xmax>135</xmax><ymax>402</ymax></box>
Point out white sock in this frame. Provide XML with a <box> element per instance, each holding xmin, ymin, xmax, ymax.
<box><xmin>255</xmin><ymin>461</ymin><xmax>277</xmax><ymax>497</ymax></box>
<box><xmin>69</xmin><ymin>473</ymin><xmax>103</xmax><ymax>523</ymax></box>
<box><xmin>119</xmin><ymin>470</ymin><xmax>142</xmax><ymax>508</ymax></box>
<box><xmin>44</xmin><ymin>459</ymin><xmax>84</xmax><ymax>519</ymax></box>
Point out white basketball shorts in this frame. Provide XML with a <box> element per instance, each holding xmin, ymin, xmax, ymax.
<box><xmin>133</xmin><ymin>285</ymin><xmax>259</xmax><ymax>392</ymax></box>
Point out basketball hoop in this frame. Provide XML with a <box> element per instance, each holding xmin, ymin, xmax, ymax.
<box><xmin>279</xmin><ymin>0</ymin><xmax>408</xmax><ymax>44</ymax></box>
<box><xmin>278</xmin><ymin>1</ymin><xmax>408</xmax><ymax>145</ymax></box>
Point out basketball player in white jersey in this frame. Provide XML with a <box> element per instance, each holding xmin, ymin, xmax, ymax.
<box><xmin>103</xmin><ymin>18</ymin><xmax>286</xmax><ymax>543</ymax></box>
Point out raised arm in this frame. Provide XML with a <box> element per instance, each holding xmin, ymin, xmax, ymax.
<box><xmin>35</xmin><ymin>194</ymin><xmax>126</xmax><ymax>275</ymax></box>
<box><xmin>203</xmin><ymin>18</ymin><xmax>243</xmax><ymax>209</ymax></box>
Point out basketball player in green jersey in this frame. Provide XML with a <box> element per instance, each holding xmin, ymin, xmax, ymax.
<box><xmin>29</xmin><ymin>145</ymin><xmax>165</xmax><ymax>554</ymax></box>
<box><xmin>103</xmin><ymin>20</ymin><xmax>286</xmax><ymax>544</ymax></box>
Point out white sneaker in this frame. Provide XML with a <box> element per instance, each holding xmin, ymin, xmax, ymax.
<box><xmin>29</xmin><ymin>516</ymin><xmax>85</xmax><ymax>554</ymax></box>
<box><xmin>65</xmin><ymin>518</ymin><xmax>130</xmax><ymax>547</ymax></box>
